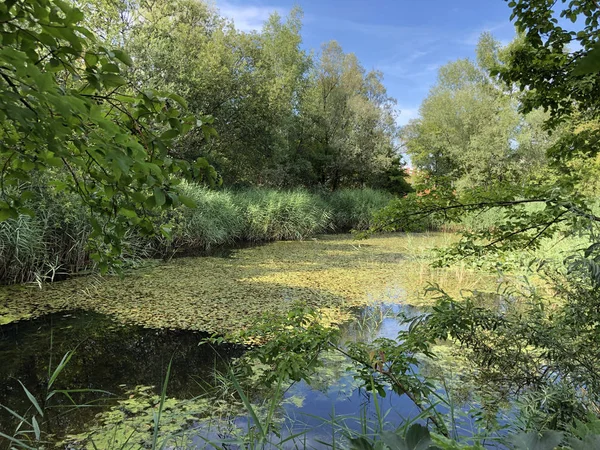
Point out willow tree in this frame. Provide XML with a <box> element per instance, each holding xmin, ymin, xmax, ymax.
<box><xmin>402</xmin><ymin>34</ymin><xmax>553</xmax><ymax>192</ymax></box>
<box><xmin>298</xmin><ymin>41</ymin><xmax>400</xmax><ymax>190</ymax></box>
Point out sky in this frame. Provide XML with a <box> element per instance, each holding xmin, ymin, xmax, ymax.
<box><xmin>216</xmin><ymin>0</ymin><xmax>517</xmax><ymax>126</ymax></box>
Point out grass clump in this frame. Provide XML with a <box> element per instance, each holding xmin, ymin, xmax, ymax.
<box><xmin>0</xmin><ymin>189</ymin><xmax>91</xmax><ymax>285</ymax></box>
<box><xmin>235</xmin><ymin>189</ymin><xmax>331</xmax><ymax>242</ymax></box>
<box><xmin>167</xmin><ymin>183</ymin><xmax>243</xmax><ymax>251</ymax></box>
<box><xmin>0</xmin><ymin>185</ymin><xmax>395</xmax><ymax>284</ymax></box>
<box><xmin>325</xmin><ymin>188</ymin><xmax>393</xmax><ymax>231</ymax></box>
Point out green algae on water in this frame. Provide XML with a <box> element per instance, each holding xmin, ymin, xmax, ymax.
<box><xmin>0</xmin><ymin>233</ymin><xmax>496</xmax><ymax>335</ymax></box>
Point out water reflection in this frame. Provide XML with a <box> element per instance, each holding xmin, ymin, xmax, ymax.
<box><xmin>0</xmin><ymin>311</ymin><xmax>243</xmax><ymax>435</ymax></box>
<box><xmin>0</xmin><ymin>302</ymin><xmax>488</xmax><ymax>448</ymax></box>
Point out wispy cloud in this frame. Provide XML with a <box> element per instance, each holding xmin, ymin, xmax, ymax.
<box><xmin>396</xmin><ymin>106</ymin><xmax>420</xmax><ymax>127</ymax></box>
<box><xmin>306</xmin><ymin>15</ymin><xmax>432</xmax><ymax>41</ymax></box>
<box><xmin>377</xmin><ymin>61</ymin><xmax>440</xmax><ymax>81</ymax></box>
<box><xmin>218</xmin><ymin>1</ymin><xmax>285</xmax><ymax>32</ymax></box>
<box><xmin>458</xmin><ymin>20</ymin><xmax>515</xmax><ymax>46</ymax></box>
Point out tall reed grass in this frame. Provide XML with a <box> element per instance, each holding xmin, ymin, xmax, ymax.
<box><xmin>235</xmin><ymin>189</ymin><xmax>332</xmax><ymax>242</ymax></box>
<box><xmin>0</xmin><ymin>191</ymin><xmax>91</xmax><ymax>285</ymax></box>
<box><xmin>325</xmin><ymin>188</ymin><xmax>393</xmax><ymax>231</ymax></box>
<box><xmin>0</xmin><ymin>184</ymin><xmax>395</xmax><ymax>285</ymax></box>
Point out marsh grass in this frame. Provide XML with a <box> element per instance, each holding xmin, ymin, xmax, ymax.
<box><xmin>325</xmin><ymin>188</ymin><xmax>393</xmax><ymax>232</ymax></box>
<box><xmin>1</xmin><ymin>186</ymin><xmax>394</xmax><ymax>285</ymax></box>
<box><xmin>166</xmin><ymin>183</ymin><xmax>244</xmax><ymax>251</ymax></box>
<box><xmin>0</xmin><ymin>191</ymin><xmax>91</xmax><ymax>285</ymax></box>
<box><xmin>235</xmin><ymin>189</ymin><xmax>332</xmax><ymax>242</ymax></box>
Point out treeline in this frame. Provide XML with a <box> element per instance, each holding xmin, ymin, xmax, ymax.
<box><xmin>402</xmin><ymin>33</ymin><xmax>557</xmax><ymax>193</ymax></box>
<box><xmin>80</xmin><ymin>0</ymin><xmax>410</xmax><ymax>193</ymax></box>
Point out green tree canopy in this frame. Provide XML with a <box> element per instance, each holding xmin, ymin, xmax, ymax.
<box><xmin>0</xmin><ymin>0</ymin><xmax>216</xmax><ymax>270</ymax></box>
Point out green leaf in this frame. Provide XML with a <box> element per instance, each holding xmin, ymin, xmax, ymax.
<box><xmin>32</xmin><ymin>415</ymin><xmax>41</xmax><ymax>441</ymax></box>
<box><xmin>84</xmin><ymin>52</ymin><xmax>98</xmax><ymax>67</ymax></box>
<box><xmin>153</xmin><ymin>187</ymin><xmax>166</xmax><ymax>207</ymax></box>
<box><xmin>510</xmin><ymin>431</ymin><xmax>564</xmax><ymax>450</ymax></box>
<box><xmin>0</xmin><ymin>207</ymin><xmax>18</xmax><ymax>221</ymax></box>
<box><xmin>405</xmin><ymin>424</ymin><xmax>432</xmax><ymax>450</ymax></box>
<box><xmin>160</xmin><ymin>129</ymin><xmax>180</xmax><ymax>140</ymax></box>
<box><xmin>178</xmin><ymin>194</ymin><xmax>197</xmax><ymax>208</ymax></box>
<box><xmin>167</xmin><ymin>93</ymin><xmax>188</xmax><ymax>108</ymax></box>
<box><xmin>349</xmin><ymin>437</ymin><xmax>375</xmax><ymax>450</ymax></box>
<box><xmin>18</xmin><ymin>381</ymin><xmax>43</xmax><ymax>417</ymax></box>
<box><xmin>381</xmin><ymin>431</ymin><xmax>409</xmax><ymax>450</ymax></box>
<box><xmin>118</xmin><ymin>208</ymin><xmax>138</xmax><ymax>219</ymax></box>
<box><xmin>112</xmin><ymin>49</ymin><xmax>133</xmax><ymax>66</ymax></box>
<box><xmin>572</xmin><ymin>44</ymin><xmax>600</xmax><ymax>76</ymax></box>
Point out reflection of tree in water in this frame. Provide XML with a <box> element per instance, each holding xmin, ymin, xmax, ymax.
<box><xmin>0</xmin><ymin>311</ymin><xmax>243</xmax><ymax>436</ymax></box>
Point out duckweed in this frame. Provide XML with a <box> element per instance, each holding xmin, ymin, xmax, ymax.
<box><xmin>0</xmin><ymin>233</ymin><xmax>496</xmax><ymax>335</ymax></box>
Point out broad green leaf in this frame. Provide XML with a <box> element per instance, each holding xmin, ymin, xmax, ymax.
<box><xmin>153</xmin><ymin>187</ymin><xmax>166</xmax><ymax>207</ymax></box>
<box><xmin>572</xmin><ymin>44</ymin><xmax>600</xmax><ymax>76</ymax></box>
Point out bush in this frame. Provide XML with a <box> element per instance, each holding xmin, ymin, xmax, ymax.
<box><xmin>324</xmin><ymin>188</ymin><xmax>393</xmax><ymax>231</ymax></box>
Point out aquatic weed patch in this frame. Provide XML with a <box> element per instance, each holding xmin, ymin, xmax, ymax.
<box><xmin>0</xmin><ymin>234</ymin><xmax>497</xmax><ymax>334</ymax></box>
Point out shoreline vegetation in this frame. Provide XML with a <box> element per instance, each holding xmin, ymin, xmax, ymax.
<box><xmin>0</xmin><ymin>186</ymin><xmax>396</xmax><ymax>287</ymax></box>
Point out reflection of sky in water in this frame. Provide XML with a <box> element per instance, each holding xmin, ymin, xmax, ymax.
<box><xmin>277</xmin><ymin>301</ymin><xmax>424</xmax><ymax>446</ymax></box>
<box><xmin>188</xmin><ymin>296</ymin><xmax>511</xmax><ymax>448</ymax></box>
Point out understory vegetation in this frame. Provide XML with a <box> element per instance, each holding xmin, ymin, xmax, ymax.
<box><xmin>0</xmin><ymin>186</ymin><xmax>393</xmax><ymax>285</ymax></box>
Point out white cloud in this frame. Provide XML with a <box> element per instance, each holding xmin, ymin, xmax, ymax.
<box><xmin>396</xmin><ymin>107</ymin><xmax>420</xmax><ymax>127</ymax></box>
<box><xmin>217</xmin><ymin>1</ymin><xmax>284</xmax><ymax>32</ymax></box>
<box><xmin>459</xmin><ymin>20</ymin><xmax>515</xmax><ymax>46</ymax></box>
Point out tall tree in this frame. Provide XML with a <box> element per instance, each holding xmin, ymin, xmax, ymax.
<box><xmin>402</xmin><ymin>34</ymin><xmax>553</xmax><ymax>192</ymax></box>
<box><xmin>300</xmin><ymin>41</ymin><xmax>401</xmax><ymax>190</ymax></box>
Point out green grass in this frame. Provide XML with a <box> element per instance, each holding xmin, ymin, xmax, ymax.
<box><xmin>0</xmin><ymin>190</ymin><xmax>91</xmax><ymax>285</ymax></box>
<box><xmin>0</xmin><ymin>186</ymin><xmax>395</xmax><ymax>285</ymax></box>
<box><xmin>234</xmin><ymin>189</ymin><xmax>332</xmax><ymax>242</ymax></box>
<box><xmin>167</xmin><ymin>183</ymin><xmax>244</xmax><ymax>250</ymax></box>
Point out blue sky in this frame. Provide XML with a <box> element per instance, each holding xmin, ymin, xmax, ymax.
<box><xmin>216</xmin><ymin>0</ymin><xmax>517</xmax><ymax>126</ymax></box>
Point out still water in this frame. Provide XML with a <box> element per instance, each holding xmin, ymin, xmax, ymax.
<box><xmin>0</xmin><ymin>302</ymin><xmax>497</xmax><ymax>448</ymax></box>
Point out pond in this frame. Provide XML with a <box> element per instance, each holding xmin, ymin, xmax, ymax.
<box><xmin>0</xmin><ymin>234</ymin><xmax>503</xmax><ymax>448</ymax></box>
<box><xmin>0</xmin><ymin>304</ymin><xmax>429</xmax><ymax>445</ymax></box>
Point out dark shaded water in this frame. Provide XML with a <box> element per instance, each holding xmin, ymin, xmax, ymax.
<box><xmin>0</xmin><ymin>311</ymin><xmax>244</xmax><ymax>435</ymax></box>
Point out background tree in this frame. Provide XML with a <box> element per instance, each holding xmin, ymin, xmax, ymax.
<box><xmin>402</xmin><ymin>34</ymin><xmax>554</xmax><ymax>192</ymax></box>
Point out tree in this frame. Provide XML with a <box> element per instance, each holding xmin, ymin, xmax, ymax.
<box><xmin>298</xmin><ymin>41</ymin><xmax>401</xmax><ymax>190</ymax></box>
<box><xmin>402</xmin><ymin>34</ymin><xmax>553</xmax><ymax>192</ymax></box>
<box><xmin>0</xmin><ymin>0</ymin><xmax>216</xmax><ymax>270</ymax></box>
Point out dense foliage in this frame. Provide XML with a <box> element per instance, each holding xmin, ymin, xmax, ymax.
<box><xmin>0</xmin><ymin>0</ymin><xmax>408</xmax><ymax>280</ymax></box>
<box><xmin>359</xmin><ymin>0</ymin><xmax>600</xmax><ymax>445</ymax></box>
<box><xmin>4</xmin><ymin>0</ymin><xmax>600</xmax><ymax>448</ymax></box>
<box><xmin>0</xmin><ymin>0</ymin><xmax>218</xmax><ymax>272</ymax></box>
<box><xmin>79</xmin><ymin>0</ymin><xmax>409</xmax><ymax>192</ymax></box>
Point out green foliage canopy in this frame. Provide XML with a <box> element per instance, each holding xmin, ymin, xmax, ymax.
<box><xmin>0</xmin><ymin>0</ymin><xmax>216</xmax><ymax>269</ymax></box>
